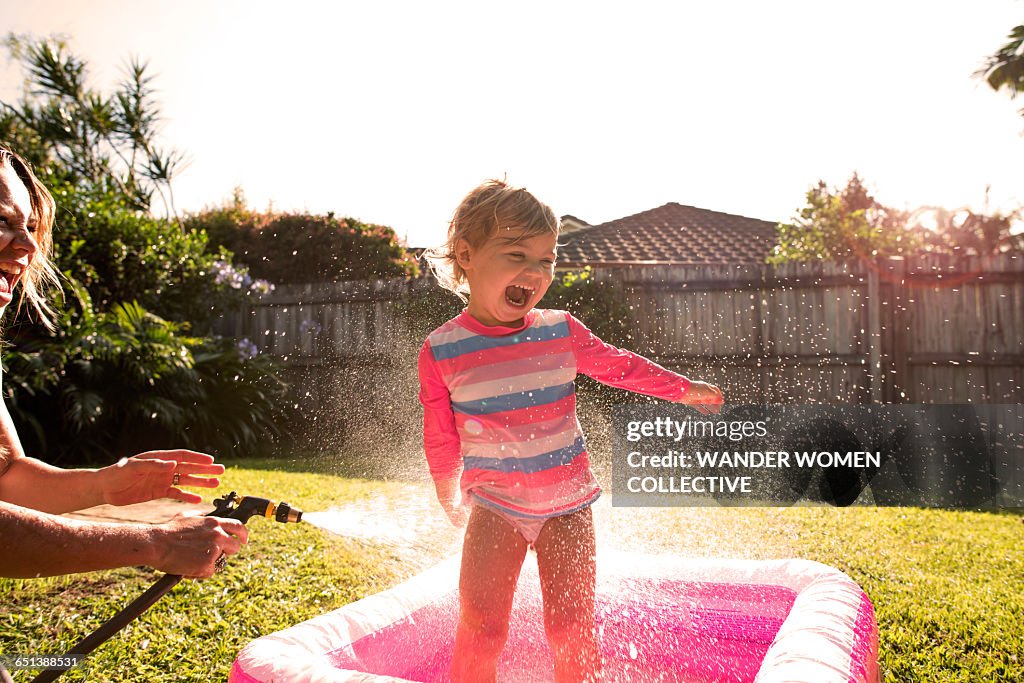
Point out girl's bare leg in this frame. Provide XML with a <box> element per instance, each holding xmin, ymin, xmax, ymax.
<box><xmin>535</xmin><ymin>506</ymin><xmax>601</xmax><ymax>683</ymax></box>
<box><xmin>451</xmin><ymin>505</ymin><xmax>529</xmax><ymax>683</ymax></box>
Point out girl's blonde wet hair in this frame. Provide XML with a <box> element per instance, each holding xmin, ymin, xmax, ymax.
<box><xmin>424</xmin><ymin>179</ymin><xmax>559</xmax><ymax>301</ymax></box>
<box><xmin>0</xmin><ymin>145</ymin><xmax>61</xmax><ymax>329</ymax></box>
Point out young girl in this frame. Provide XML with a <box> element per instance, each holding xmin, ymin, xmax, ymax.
<box><xmin>419</xmin><ymin>180</ymin><xmax>723</xmax><ymax>682</ymax></box>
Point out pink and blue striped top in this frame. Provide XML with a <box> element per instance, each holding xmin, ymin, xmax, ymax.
<box><xmin>418</xmin><ymin>309</ymin><xmax>692</xmax><ymax>519</ymax></box>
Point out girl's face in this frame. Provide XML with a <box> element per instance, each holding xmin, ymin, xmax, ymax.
<box><xmin>0</xmin><ymin>164</ymin><xmax>37</xmax><ymax>314</ymax></box>
<box><xmin>457</xmin><ymin>227</ymin><xmax>557</xmax><ymax>327</ymax></box>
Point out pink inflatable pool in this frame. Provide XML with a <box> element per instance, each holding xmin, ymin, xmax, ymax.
<box><xmin>230</xmin><ymin>552</ymin><xmax>879</xmax><ymax>682</ymax></box>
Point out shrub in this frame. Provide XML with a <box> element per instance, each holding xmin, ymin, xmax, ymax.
<box><xmin>539</xmin><ymin>267</ymin><xmax>632</xmax><ymax>345</ymax></box>
<box><xmin>41</xmin><ymin>179</ymin><xmax>268</xmax><ymax>332</ymax></box>
<box><xmin>4</xmin><ymin>283</ymin><xmax>285</xmax><ymax>465</ymax></box>
<box><xmin>188</xmin><ymin>196</ymin><xmax>418</xmax><ymax>285</ymax></box>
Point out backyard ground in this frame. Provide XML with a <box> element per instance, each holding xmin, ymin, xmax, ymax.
<box><xmin>1</xmin><ymin>458</ymin><xmax>1021</xmax><ymax>682</ymax></box>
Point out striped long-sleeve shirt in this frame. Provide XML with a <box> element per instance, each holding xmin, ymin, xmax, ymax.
<box><xmin>418</xmin><ymin>309</ymin><xmax>692</xmax><ymax>519</ymax></box>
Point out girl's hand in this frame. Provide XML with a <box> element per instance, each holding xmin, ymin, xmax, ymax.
<box><xmin>101</xmin><ymin>450</ymin><xmax>224</xmax><ymax>506</ymax></box>
<box><xmin>442</xmin><ymin>501</ymin><xmax>469</xmax><ymax>528</ymax></box>
<box><xmin>433</xmin><ymin>477</ymin><xmax>468</xmax><ymax>528</ymax></box>
<box><xmin>680</xmin><ymin>381</ymin><xmax>724</xmax><ymax>415</ymax></box>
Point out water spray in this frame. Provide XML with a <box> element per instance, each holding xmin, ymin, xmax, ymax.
<box><xmin>25</xmin><ymin>492</ymin><xmax>303</xmax><ymax>683</ymax></box>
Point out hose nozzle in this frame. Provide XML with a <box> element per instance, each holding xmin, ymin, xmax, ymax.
<box><xmin>209</xmin><ymin>492</ymin><xmax>304</xmax><ymax>524</ymax></box>
<box><xmin>274</xmin><ymin>500</ymin><xmax>303</xmax><ymax>524</ymax></box>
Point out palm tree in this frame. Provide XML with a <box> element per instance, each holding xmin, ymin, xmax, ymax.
<box><xmin>977</xmin><ymin>24</ymin><xmax>1024</xmax><ymax>114</ymax></box>
<box><xmin>1</xmin><ymin>34</ymin><xmax>185</xmax><ymax>218</ymax></box>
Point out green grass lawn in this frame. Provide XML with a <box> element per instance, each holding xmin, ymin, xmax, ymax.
<box><xmin>1</xmin><ymin>460</ymin><xmax>1021</xmax><ymax>682</ymax></box>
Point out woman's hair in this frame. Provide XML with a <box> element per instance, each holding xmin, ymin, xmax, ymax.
<box><xmin>0</xmin><ymin>145</ymin><xmax>61</xmax><ymax>329</ymax></box>
<box><xmin>424</xmin><ymin>179</ymin><xmax>559</xmax><ymax>301</ymax></box>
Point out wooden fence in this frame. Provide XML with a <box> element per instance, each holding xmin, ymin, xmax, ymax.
<box><xmin>217</xmin><ymin>276</ymin><xmax>435</xmax><ymax>366</ymax></box>
<box><xmin>216</xmin><ymin>253</ymin><xmax>1024</xmax><ymax>406</ymax></box>
<box><xmin>593</xmin><ymin>254</ymin><xmax>1024</xmax><ymax>404</ymax></box>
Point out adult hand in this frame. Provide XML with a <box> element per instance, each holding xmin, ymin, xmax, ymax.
<box><xmin>101</xmin><ymin>450</ymin><xmax>225</xmax><ymax>507</ymax></box>
<box><xmin>681</xmin><ymin>381</ymin><xmax>724</xmax><ymax>415</ymax></box>
<box><xmin>149</xmin><ymin>514</ymin><xmax>249</xmax><ymax>578</ymax></box>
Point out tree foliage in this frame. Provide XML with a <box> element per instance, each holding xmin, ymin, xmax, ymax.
<box><xmin>909</xmin><ymin>206</ymin><xmax>1024</xmax><ymax>256</ymax></box>
<box><xmin>44</xmin><ymin>178</ymin><xmax>258</xmax><ymax>331</ymax></box>
<box><xmin>539</xmin><ymin>267</ymin><xmax>631</xmax><ymax>346</ymax></box>
<box><xmin>0</xmin><ymin>33</ymin><xmax>184</xmax><ymax>215</ymax></box>
<box><xmin>186</xmin><ymin>191</ymin><xmax>419</xmax><ymax>285</ymax></box>
<box><xmin>769</xmin><ymin>174</ymin><xmax>916</xmax><ymax>264</ymax></box>
<box><xmin>0</xmin><ymin>34</ymin><xmax>244</xmax><ymax>330</ymax></box>
<box><xmin>977</xmin><ymin>24</ymin><xmax>1024</xmax><ymax>116</ymax></box>
<box><xmin>770</xmin><ymin>174</ymin><xmax>1023</xmax><ymax>264</ymax></box>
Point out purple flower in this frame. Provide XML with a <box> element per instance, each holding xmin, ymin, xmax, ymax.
<box><xmin>236</xmin><ymin>338</ymin><xmax>259</xmax><ymax>360</ymax></box>
<box><xmin>212</xmin><ymin>260</ymin><xmax>246</xmax><ymax>289</ymax></box>
<box><xmin>249</xmin><ymin>279</ymin><xmax>275</xmax><ymax>295</ymax></box>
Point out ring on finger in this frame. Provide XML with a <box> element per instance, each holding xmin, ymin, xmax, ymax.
<box><xmin>214</xmin><ymin>552</ymin><xmax>227</xmax><ymax>573</ymax></box>
<box><xmin>172</xmin><ymin>471</ymin><xmax>181</xmax><ymax>486</ymax></box>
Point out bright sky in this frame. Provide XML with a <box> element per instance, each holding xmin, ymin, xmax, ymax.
<box><xmin>2</xmin><ymin>1</ymin><xmax>1022</xmax><ymax>247</ymax></box>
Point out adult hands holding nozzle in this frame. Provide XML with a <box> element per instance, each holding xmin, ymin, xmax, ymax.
<box><xmin>24</xmin><ymin>492</ymin><xmax>303</xmax><ymax>683</ymax></box>
<box><xmin>159</xmin><ymin>491</ymin><xmax>303</xmax><ymax>578</ymax></box>
<box><xmin>99</xmin><ymin>451</ymin><xmax>254</xmax><ymax>579</ymax></box>
<box><xmin>0</xmin><ymin>448</ymin><xmax>252</xmax><ymax>579</ymax></box>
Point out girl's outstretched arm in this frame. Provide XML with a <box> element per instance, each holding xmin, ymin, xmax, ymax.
<box><xmin>568</xmin><ymin>313</ymin><xmax>722</xmax><ymax>412</ymax></box>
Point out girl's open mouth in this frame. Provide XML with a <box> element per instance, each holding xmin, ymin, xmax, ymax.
<box><xmin>505</xmin><ymin>284</ymin><xmax>534</xmax><ymax>308</ymax></box>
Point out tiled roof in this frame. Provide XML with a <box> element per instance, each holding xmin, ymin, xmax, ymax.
<box><xmin>557</xmin><ymin>202</ymin><xmax>779</xmax><ymax>266</ymax></box>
